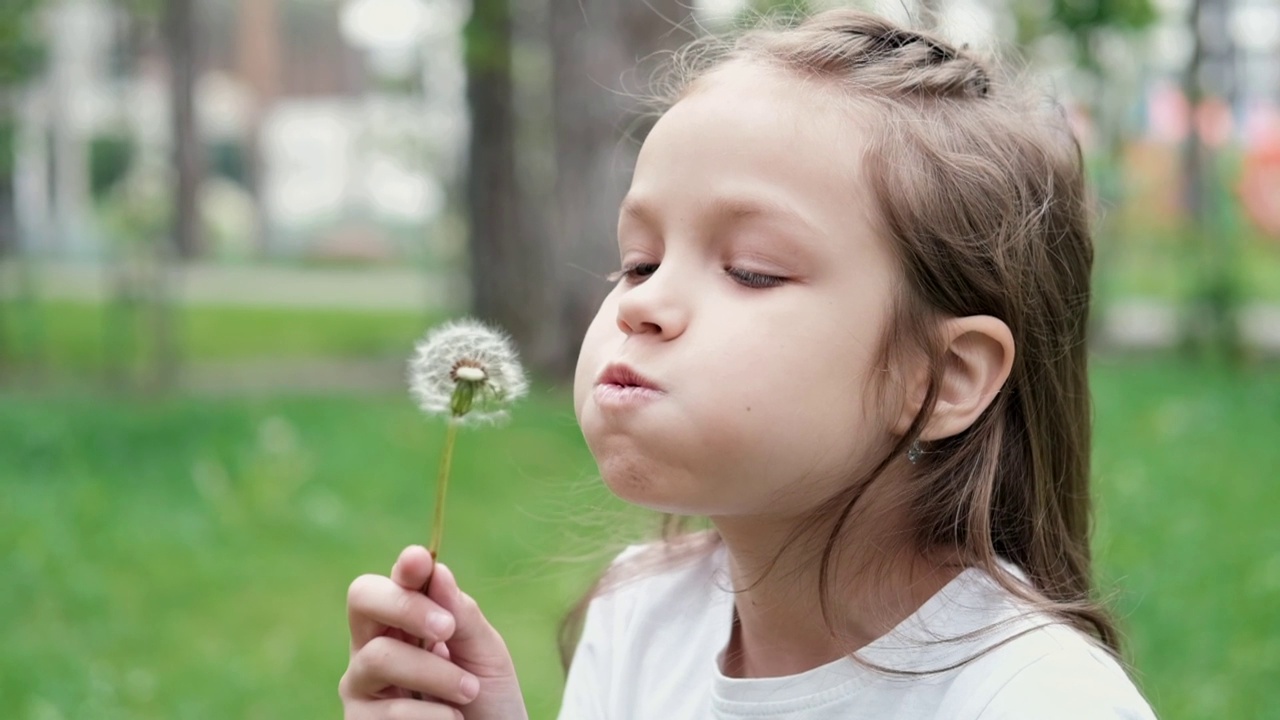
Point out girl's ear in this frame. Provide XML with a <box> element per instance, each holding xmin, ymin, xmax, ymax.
<box><xmin>895</xmin><ymin>315</ymin><xmax>1015</xmax><ymax>441</ymax></box>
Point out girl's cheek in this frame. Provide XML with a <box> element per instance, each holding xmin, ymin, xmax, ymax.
<box><xmin>573</xmin><ymin>306</ymin><xmax>616</xmax><ymax>413</ymax></box>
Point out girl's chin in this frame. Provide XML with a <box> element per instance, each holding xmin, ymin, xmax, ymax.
<box><xmin>598</xmin><ymin>465</ymin><xmax>741</xmax><ymax>518</ymax></box>
<box><xmin>595</xmin><ymin>456</ymin><xmax>694</xmax><ymax>513</ymax></box>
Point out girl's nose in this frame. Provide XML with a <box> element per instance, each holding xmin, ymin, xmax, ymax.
<box><xmin>615</xmin><ymin>267</ymin><xmax>688</xmax><ymax>340</ymax></box>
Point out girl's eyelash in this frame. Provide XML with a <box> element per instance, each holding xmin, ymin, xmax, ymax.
<box><xmin>607</xmin><ymin>262</ymin><xmax>659</xmax><ymax>283</ymax></box>
<box><xmin>607</xmin><ymin>263</ymin><xmax>786</xmax><ymax>289</ymax></box>
<box><xmin>727</xmin><ymin>267</ymin><xmax>786</xmax><ymax>289</ymax></box>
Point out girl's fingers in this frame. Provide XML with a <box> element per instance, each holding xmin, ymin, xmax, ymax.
<box><xmin>347</xmin><ymin>699</ymin><xmax>463</xmax><ymax>720</ymax></box>
<box><xmin>390</xmin><ymin>545</ymin><xmax>436</xmax><ymax>590</ymax></box>
<box><xmin>343</xmin><ymin>635</ymin><xmax>481</xmax><ymax>706</ymax></box>
<box><xmin>347</xmin><ymin>573</ymin><xmax>456</xmax><ymax>651</ymax></box>
<box><xmin>426</xmin><ymin>564</ymin><xmax>515</xmax><ymax>676</ymax></box>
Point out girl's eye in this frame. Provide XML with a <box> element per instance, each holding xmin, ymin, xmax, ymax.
<box><xmin>727</xmin><ymin>267</ymin><xmax>786</xmax><ymax>289</ymax></box>
<box><xmin>607</xmin><ymin>262</ymin><xmax>659</xmax><ymax>284</ymax></box>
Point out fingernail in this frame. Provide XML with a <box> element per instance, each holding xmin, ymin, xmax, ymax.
<box><xmin>427</xmin><ymin>611</ymin><xmax>452</xmax><ymax>637</ymax></box>
<box><xmin>459</xmin><ymin>673</ymin><xmax>480</xmax><ymax>702</ymax></box>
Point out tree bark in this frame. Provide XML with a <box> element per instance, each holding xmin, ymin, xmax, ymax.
<box><xmin>1180</xmin><ymin>0</ymin><xmax>1205</xmax><ymax>236</ymax></box>
<box><xmin>1179</xmin><ymin>0</ymin><xmax>1241</xmax><ymax>362</ymax></box>
<box><xmin>236</xmin><ymin>0</ymin><xmax>279</xmax><ymax>256</ymax></box>
<box><xmin>152</xmin><ymin>0</ymin><xmax>202</xmax><ymax>390</ymax></box>
<box><xmin>465</xmin><ymin>0</ymin><xmax>554</xmax><ymax>368</ymax></box>
<box><xmin>0</xmin><ymin>121</ymin><xmax>14</xmax><ymax>259</ymax></box>
<box><xmin>547</xmin><ymin>0</ymin><xmax>694</xmax><ymax>378</ymax></box>
<box><xmin>0</xmin><ymin>114</ymin><xmax>12</xmax><ymax>381</ymax></box>
<box><xmin>1</xmin><ymin>93</ymin><xmax>23</xmax><ymax>383</ymax></box>
<box><xmin>166</xmin><ymin>0</ymin><xmax>202</xmax><ymax>259</ymax></box>
<box><xmin>0</xmin><ymin>152</ymin><xmax>14</xmax><ymax>260</ymax></box>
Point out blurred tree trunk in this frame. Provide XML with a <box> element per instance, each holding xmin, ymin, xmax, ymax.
<box><xmin>1180</xmin><ymin>0</ymin><xmax>1241</xmax><ymax>362</ymax></box>
<box><xmin>0</xmin><ymin>0</ymin><xmax>46</xmax><ymax>384</ymax></box>
<box><xmin>547</xmin><ymin>0</ymin><xmax>694</xmax><ymax>378</ymax></box>
<box><xmin>148</xmin><ymin>0</ymin><xmax>203</xmax><ymax>390</ymax></box>
<box><xmin>0</xmin><ymin>107</ymin><xmax>14</xmax><ymax>382</ymax></box>
<box><xmin>166</xmin><ymin>0</ymin><xmax>201</xmax><ymax>260</ymax></box>
<box><xmin>465</xmin><ymin>0</ymin><xmax>558</xmax><ymax>373</ymax></box>
<box><xmin>235</xmin><ymin>0</ymin><xmax>278</xmax><ymax>256</ymax></box>
<box><xmin>468</xmin><ymin>0</ymin><xmax>542</xmax><ymax>363</ymax></box>
<box><xmin>1181</xmin><ymin>0</ymin><xmax>1205</xmax><ymax>255</ymax></box>
<box><xmin>0</xmin><ymin>122</ymin><xmax>15</xmax><ymax>260</ymax></box>
<box><xmin>0</xmin><ymin>99</ymin><xmax>14</xmax><ymax>259</ymax></box>
<box><xmin>104</xmin><ymin>1</ymin><xmax>149</xmax><ymax>391</ymax></box>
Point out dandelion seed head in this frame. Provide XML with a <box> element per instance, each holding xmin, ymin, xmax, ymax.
<box><xmin>408</xmin><ymin>318</ymin><xmax>528</xmax><ymax>425</ymax></box>
<box><xmin>453</xmin><ymin>366</ymin><xmax>486</xmax><ymax>382</ymax></box>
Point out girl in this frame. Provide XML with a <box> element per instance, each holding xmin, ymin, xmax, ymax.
<box><xmin>339</xmin><ymin>9</ymin><xmax>1157</xmax><ymax>720</ymax></box>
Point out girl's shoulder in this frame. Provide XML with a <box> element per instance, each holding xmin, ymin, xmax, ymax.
<box><xmin>758</xmin><ymin>556</ymin><xmax>1157</xmax><ymax>719</ymax></box>
<box><xmin>948</xmin><ymin>622</ymin><xmax>1157</xmax><ymax>719</ymax></box>
<box><xmin>903</xmin><ymin>564</ymin><xmax>1157</xmax><ymax>719</ymax></box>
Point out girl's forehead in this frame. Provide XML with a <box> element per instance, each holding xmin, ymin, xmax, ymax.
<box><xmin>643</xmin><ymin>61</ymin><xmax>867</xmax><ymax>177</ymax></box>
<box><xmin>630</xmin><ymin>62</ymin><xmax>874</xmax><ymax>238</ymax></box>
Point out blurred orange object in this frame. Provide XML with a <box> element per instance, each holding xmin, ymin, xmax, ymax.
<box><xmin>1241</xmin><ymin>140</ymin><xmax>1280</xmax><ymax>239</ymax></box>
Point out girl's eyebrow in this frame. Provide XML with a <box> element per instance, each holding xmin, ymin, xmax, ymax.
<box><xmin>619</xmin><ymin>196</ymin><xmax>661</xmax><ymax>229</ymax></box>
<box><xmin>620</xmin><ymin>194</ymin><xmax>822</xmax><ymax>241</ymax></box>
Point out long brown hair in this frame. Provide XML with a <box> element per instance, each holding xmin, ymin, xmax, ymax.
<box><xmin>561</xmin><ymin>8</ymin><xmax>1117</xmax><ymax>670</ymax></box>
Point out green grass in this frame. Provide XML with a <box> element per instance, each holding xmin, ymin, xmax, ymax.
<box><xmin>1090</xmin><ymin>358</ymin><xmax>1280</xmax><ymax>718</ymax></box>
<box><xmin>1</xmin><ymin>359</ymin><xmax>1276</xmax><ymax>719</ymax></box>
<box><xmin>0</xmin><ymin>386</ymin><xmax>620</xmax><ymax>719</ymax></box>
<box><xmin>1</xmin><ymin>301</ymin><xmax>435</xmax><ymax>378</ymax></box>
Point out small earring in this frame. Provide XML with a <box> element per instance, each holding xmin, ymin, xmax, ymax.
<box><xmin>907</xmin><ymin>440</ymin><xmax>923</xmax><ymax>464</ymax></box>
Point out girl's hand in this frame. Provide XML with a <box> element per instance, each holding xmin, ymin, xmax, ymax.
<box><xmin>340</xmin><ymin>545</ymin><xmax>529</xmax><ymax>720</ymax></box>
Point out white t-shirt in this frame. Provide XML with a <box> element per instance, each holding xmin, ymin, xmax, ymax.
<box><xmin>558</xmin><ymin>544</ymin><xmax>1156</xmax><ymax>719</ymax></box>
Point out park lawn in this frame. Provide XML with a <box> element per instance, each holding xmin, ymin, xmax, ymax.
<box><xmin>2</xmin><ymin>301</ymin><xmax>435</xmax><ymax>378</ymax></box>
<box><xmin>1090</xmin><ymin>357</ymin><xmax>1280</xmax><ymax>718</ymax></box>
<box><xmin>1</xmin><ymin>358</ymin><xmax>1277</xmax><ymax>719</ymax></box>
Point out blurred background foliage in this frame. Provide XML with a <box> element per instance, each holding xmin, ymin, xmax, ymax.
<box><xmin>1</xmin><ymin>0</ymin><xmax>1278</xmax><ymax>718</ymax></box>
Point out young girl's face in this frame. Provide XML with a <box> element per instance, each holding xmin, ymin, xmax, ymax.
<box><xmin>574</xmin><ymin>61</ymin><xmax>908</xmax><ymax>519</ymax></box>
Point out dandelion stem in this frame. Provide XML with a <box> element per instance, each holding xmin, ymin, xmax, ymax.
<box><xmin>429</xmin><ymin>420</ymin><xmax>459</xmax><ymax>557</ymax></box>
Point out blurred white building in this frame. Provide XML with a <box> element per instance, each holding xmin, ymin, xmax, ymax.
<box><xmin>8</xmin><ymin>0</ymin><xmax>1279</xmax><ymax>259</ymax></box>
<box><xmin>12</xmin><ymin>0</ymin><xmax>467</xmax><ymax>261</ymax></box>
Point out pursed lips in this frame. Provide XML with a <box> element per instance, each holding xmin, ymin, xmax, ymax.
<box><xmin>596</xmin><ymin>363</ymin><xmax>662</xmax><ymax>391</ymax></box>
<box><xmin>593</xmin><ymin>363</ymin><xmax>665</xmax><ymax>408</ymax></box>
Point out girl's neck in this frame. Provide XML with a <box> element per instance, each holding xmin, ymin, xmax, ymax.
<box><xmin>711</xmin><ymin>495</ymin><xmax>964</xmax><ymax>679</ymax></box>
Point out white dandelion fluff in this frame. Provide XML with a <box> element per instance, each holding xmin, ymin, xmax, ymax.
<box><xmin>407</xmin><ymin>318</ymin><xmax>528</xmax><ymax>426</ymax></box>
<box><xmin>403</xmin><ymin>319</ymin><xmax>529</xmax><ymax>661</ymax></box>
